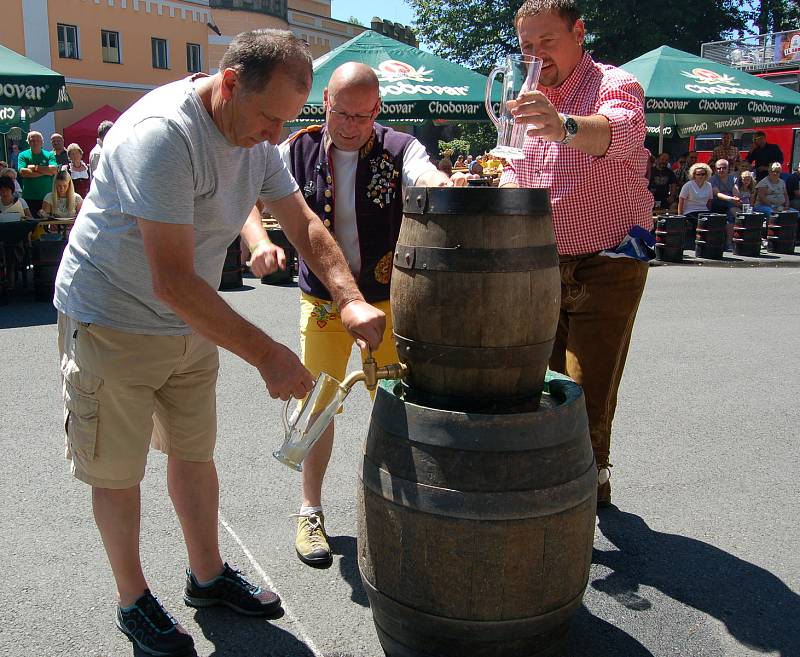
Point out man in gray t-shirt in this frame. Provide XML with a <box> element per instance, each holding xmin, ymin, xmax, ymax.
<box><xmin>54</xmin><ymin>30</ymin><xmax>385</xmax><ymax>655</ymax></box>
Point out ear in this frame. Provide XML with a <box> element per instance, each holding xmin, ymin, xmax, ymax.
<box><xmin>323</xmin><ymin>87</ymin><xmax>330</xmax><ymax>109</ymax></box>
<box><xmin>573</xmin><ymin>19</ymin><xmax>585</xmax><ymax>46</ymax></box>
<box><xmin>220</xmin><ymin>68</ymin><xmax>238</xmax><ymax>101</ymax></box>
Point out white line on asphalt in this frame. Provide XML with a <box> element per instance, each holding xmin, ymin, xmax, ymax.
<box><xmin>218</xmin><ymin>512</ymin><xmax>325</xmax><ymax>657</ymax></box>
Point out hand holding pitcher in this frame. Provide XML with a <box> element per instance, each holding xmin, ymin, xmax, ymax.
<box><xmin>507</xmin><ymin>91</ymin><xmax>567</xmax><ymax>143</ymax></box>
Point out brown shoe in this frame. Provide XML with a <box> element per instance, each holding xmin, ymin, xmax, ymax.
<box><xmin>597</xmin><ymin>465</ymin><xmax>612</xmax><ymax>509</ymax></box>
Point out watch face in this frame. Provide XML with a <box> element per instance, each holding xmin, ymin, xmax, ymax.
<box><xmin>565</xmin><ymin>117</ymin><xmax>578</xmax><ymax>135</ymax></box>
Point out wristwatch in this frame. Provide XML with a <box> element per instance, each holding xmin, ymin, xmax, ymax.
<box><xmin>559</xmin><ymin>113</ymin><xmax>578</xmax><ymax>145</ymax></box>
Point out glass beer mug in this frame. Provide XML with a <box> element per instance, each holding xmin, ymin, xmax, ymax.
<box><xmin>273</xmin><ymin>372</ymin><xmax>350</xmax><ymax>472</ymax></box>
<box><xmin>484</xmin><ymin>54</ymin><xmax>543</xmax><ymax>160</ymax></box>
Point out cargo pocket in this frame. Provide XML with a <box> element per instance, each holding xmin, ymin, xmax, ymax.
<box><xmin>60</xmin><ymin>354</ymin><xmax>102</xmax><ymax>462</ymax></box>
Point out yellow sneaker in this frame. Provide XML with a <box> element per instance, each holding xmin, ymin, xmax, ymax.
<box><xmin>294</xmin><ymin>511</ymin><xmax>332</xmax><ymax>566</ymax></box>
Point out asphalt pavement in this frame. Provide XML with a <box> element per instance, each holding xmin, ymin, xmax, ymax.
<box><xmin>1</xmin><ymin>263</ymin><xmax>798</xmax><ymax>657</ymax></box>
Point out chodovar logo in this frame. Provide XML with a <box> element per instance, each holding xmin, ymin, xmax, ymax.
<box><xmin>0</xmin><ymin>83</ymin><xmax>49</xmax><ymax>102</ymax></box>
<box><xmin>375</xmin><ymin>59</ymin><xmax>469</xmax><ymax>97</ymax></box>
<box><xmin>681</xmin><ymin>67</ymin><xmax>772</xmax><ymax>97</ymax></box>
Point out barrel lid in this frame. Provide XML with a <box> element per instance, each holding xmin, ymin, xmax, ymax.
<box><xmin>403</xmin><ymin>186</ymin><xmax>550</xmax><ymax>215</ymax></box>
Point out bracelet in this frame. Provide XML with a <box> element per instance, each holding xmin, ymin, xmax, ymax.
<box><xmin>337</xmin><ymin>296</ymin><xmax>362</xmax><ymax>312</ymax></box>
<box><xmin>248</xmin><ymin>238</ymin><xmax>271</xmax><ymax>255</ymax></box>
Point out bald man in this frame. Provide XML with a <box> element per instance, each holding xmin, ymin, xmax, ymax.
<box><xmin>273</xmin><ymin>62</ymin><xmax>464</xmax><ymax>566</ymax></box>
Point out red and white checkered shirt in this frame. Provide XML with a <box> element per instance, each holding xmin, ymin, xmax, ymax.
<box><xmin>500</xmin><ymin>52</ymin><xmax>653</xmax><ymax>255</ymax></box>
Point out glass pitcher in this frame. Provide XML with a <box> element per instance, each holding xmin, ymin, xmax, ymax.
<box><xmin>273</xmin><ymin>372</ymin><xmax>350</xmax><ymax>472</ymax></box>
<box><xmin>484</xmin><ymin>54</ymin><xmax>543</xmax><ymax>160</ymax></box>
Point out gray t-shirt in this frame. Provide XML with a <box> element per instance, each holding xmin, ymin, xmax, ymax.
<box><xmin>55</xmin><ymin>77</ymin><xmax>298</xmax><ymax>335</ymax></box>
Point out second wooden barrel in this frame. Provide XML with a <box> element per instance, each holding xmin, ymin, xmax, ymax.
<box><xmin>32</xmin><ymin>238</ymin><xmax>67</xmax><ymax>303</ymax></box>
<box><xmin>358</xmin><ymin>375</ymin><xmax>596</xmax><ymax>657</ymax></box>
<box><xmin>219</xmin><ymin>238</ymin><xmax>243</xmax><ymax>290</ymax></box>
<box><xmin>391</xmin><ymin>187</ymin><xmax>560</xmax><ymax>413</ymax></box>
<box><xmin>766</xmin><ymin>210</ymin><xmax>798</xmax><ymax>254</ymax></box>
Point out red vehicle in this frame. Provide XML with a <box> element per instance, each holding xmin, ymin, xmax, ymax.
<box><xmin>691</xmin><ymin>68</ymin><xmax>800</xmax><ymax>171</ymax></box>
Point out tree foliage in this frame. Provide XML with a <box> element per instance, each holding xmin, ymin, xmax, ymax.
<box><xmin>408</xmin><ymin>0</ymin><xmax>751</xmax><ymax>68</ymax></box>
<box><xmin>750</xmin><ymin>0</ymin><xmax>800</xmax><ymax>34</ymax></box>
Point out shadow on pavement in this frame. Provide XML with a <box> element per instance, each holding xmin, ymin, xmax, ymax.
<box><xmin>329</xmin><ymin>534</ymin><xmax>369</xmax><ymax>607</ymax></box>
<box><xmin>593</xmin><ymin>509</ymin><xmax>800</xmax><ymax>656</ymax></box>
<box><xmin>191</xmin><ymin>607</ymin><xmax>317</xmax><ymax>657</ymax></box>
<box><xmin>0</xmin><ymin>299</ymin><xmax>57</xmax><ymax>328</ymax></box>
<box><xmin>566</xmin><ymin>604</ymin><xmax>655</xmax><ymax>656</ymax></box>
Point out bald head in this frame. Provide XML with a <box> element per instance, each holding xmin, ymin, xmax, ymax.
<box><xmin>328</xmin><ymin>62</ymin><xmax>380</xmax><ymax>97</ymax></box>
<box><xmin>324</xmin><ymin>62</ymin><xmax>382</xmax><ymax>151</ymax></box>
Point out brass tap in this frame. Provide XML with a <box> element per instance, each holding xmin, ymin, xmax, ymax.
<box><xmin>340</xmin><ymin>347</ymin><xmax>408</xmax><ymax>392</ymax></box>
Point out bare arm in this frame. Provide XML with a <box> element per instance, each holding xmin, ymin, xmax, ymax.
<box><xmin>677</xmin><ymin>196</ymin><xmax>685</xmax><ymax>215</ymax></box>
<box><xmin>138</xmin><ymin>218</ymin><xmax>313</xmax><ymax>401</ymax></box>
<box><xmin>240</xmin><ymin>203</ymin><xmax>285</xmax><ymax>277</ymax></box>
<box><xmin>264</xmin><ymin>190</ymin><xmax>386</xmax><ymax>349</ymax></box>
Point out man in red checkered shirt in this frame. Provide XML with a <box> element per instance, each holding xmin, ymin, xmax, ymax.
<box><xmin>500</xmin><ymin>0</ymin><xmax>652</xmax><ymax>509</ymax></box>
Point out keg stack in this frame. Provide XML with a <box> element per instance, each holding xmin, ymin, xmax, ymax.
<box><xmin>654</xmin><ymin>214</ymin><xmax>686</xmax><ymax>263</ymax></box>
<box><xmin>766</xmin><ymin>210</ymin><xmax>798</xmax><ymax>254</ymax></box>
<box><xmin>357</xmin><ymin>188</ymin><xmax>597</xmax><ymax>657</ymax></box>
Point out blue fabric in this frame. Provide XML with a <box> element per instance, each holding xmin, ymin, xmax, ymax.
<box><xmin>601</xmin><ymin>224</ymin><xmax>656</xmax><ymax>262</ymax></box>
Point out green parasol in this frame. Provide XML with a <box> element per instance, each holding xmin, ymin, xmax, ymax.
<box><xmin>0</xmin><ymin>43</ymin><xmax>73</xmax><ymax>133</ymax></box>
<box><xmin>290</xmin><ymin>30</ymin><xmax>500</xmax><ymax>125</ymax></box>
<box><xmin>621</xmin><ymin>46</ymin><xmax>800</xmax><ymax>150</ymax></box>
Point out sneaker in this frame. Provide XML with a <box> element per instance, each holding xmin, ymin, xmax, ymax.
<box><xmin>115</xmin><ymin>590</ymin><xmax>195</xmax><ymax>656</ymax></box>
<box><xmin>183</xmin><ymin>563</ymin><xmax>281</xmax><ymax>616</ymax></box>
<box><xmin>294</xmin><ymin>511</ymin><xmax>332</xmax><ymax>566</ymax></box>
<box><xmin>597</xmin><ymin>465</ymin><xmax>613</xmax><ymax>509</ymax></box>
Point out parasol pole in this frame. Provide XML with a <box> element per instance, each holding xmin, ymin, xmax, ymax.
<box><xmin>658</xmin><ymin>112</ymin><xmax>664</xmax><ymax>153</ymax></box>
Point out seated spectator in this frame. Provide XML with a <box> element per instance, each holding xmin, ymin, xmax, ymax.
<box><xmin>0</xmin><ymin>176</ymin><xmax>31</xmax><ymax>287</ymax></box>
<box><xmin>41</xmin><ymin>170</ymin><xmax>83</xmax><ymax>218</ymax></box>
<box><xmin>753</xmin><ymin>162</ymin><xmax>790</xmax><ymax>217</ymax></box>
<box><xmin>0</xmin><ymin>167</ymin><xmax>23</xmax><ymax>195</ymax></box>
<box><xmin>787</xmin><ymin>162</ymin><xmax>800</xmax><ymax>210</ymax></box>
<box><xmin>672</xmin><ymin>153</ymin><xmax>687</xmax><ymax>172</ymax></box>
<box><xmin>737</xmin><ymin>170</ymin><xmax>756</xmax><ymax>210</ymax></box>
<box><xmin>678</xmin><ymin>162</ymin><xmax>713</xmax><ymax>247</ymax></box>
<box><xmin>710</xmin><ymin>158</ymin><xmax>740</xmax><ymax>217</ymax></box>
<box><xmin>0</xmin><ymin>176</ymin><xmax>30</xmax><ymax>216</ymax></box>
<box><xmin>648</xmin><ymin>152</ymin><xmax>677</xmax><ymax>209</ymax></box>
<box><xmin>465</xmin><ymin>154</ymin><xmax>474</xmax><ymax>166</ymax></box>
<box><xmin>454</xmin><ymin>155</ymin><xmax>465</xmax><ymax>169</ymax></box>
<box><xmin>62</xmin><ymin>143</ymin><xmax>91</xmax><ymax>197</ymax></box>
<box><xmin>468</xmin><ymin>158</ymin><xmax>484</xmax><ymax>175</ymax></box>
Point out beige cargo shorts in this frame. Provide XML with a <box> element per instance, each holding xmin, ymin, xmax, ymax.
<box><xmin>57</xmin><ymin>313</ymin><xmax>219</xmax><ymax>489</ymax></box>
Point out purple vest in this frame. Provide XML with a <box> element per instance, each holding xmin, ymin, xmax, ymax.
<box><xmin>288</xmin><ymin>123</ymin><xmax>415</xmax><ymax>303</ymax></box>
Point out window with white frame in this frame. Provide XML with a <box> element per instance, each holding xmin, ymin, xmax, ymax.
<box><xmin>186</xmin><ymin>43</ymin><xmax>202</xmax><ymax>73</ymax></box>
<box><xmin>101</xmin><ymin>30</ymin><xmax>121</xmax><ymax>64</ymax></box>
<box><xmin>58</xmin><ymin>24</ymin><xmax>79</xmax><ymax>59</ymax></box>
<box><xmin>151</xmin><ymin>37</ymin><xmax>169</xmax><ymax>69</ymax></box>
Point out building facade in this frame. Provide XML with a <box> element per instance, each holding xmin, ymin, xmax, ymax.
<box><xmin>0</xmin><ymin>0</ymin><xmax>365</xmax><ymax>150</ymax></box>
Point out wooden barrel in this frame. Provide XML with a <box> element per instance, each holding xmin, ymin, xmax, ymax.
<box><xmin>261</xmin><ymin>228</ymin><xmax>297</xmax><ymax>285</ymax></box>
<box><xmin>733</xmin><ymin>212</ymin><xmax>765</xmax><ymax>258</ymax></box>
<box><xmin>695</xmin><ymin>212</ymin><xmax>726</xmax><ymax>260</ymax></box>
<box><xmin>766</xmin><ymin>210</ymin><xmax>798</xmax><ymax>255</ymax></box>
<box><xmin>654</xmin><ymin>214</ymin><xmax>685</xmax><ymax>263</ymax></box>
<box><xmin>391</xmin><ymin>187</ymin><xmax>560</xmax><ymax>413</ymax></box>
<box><xmin>219</xmin><ymin>238</ymin><xmax>243</xmax><ymax>290</ymax></box>
<box><xmin>358</xmin><ymin>375</ymin><xmax>596</xmax><ymax>657</ymax></box>
<box><xmin>32</xmin><ymin>238</ymin><xmax>67</xmax><ymax>303</ymax></box>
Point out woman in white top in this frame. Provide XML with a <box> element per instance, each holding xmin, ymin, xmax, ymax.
<box><xmin>754</xmin><ymin>162</ymin><xmax>789</xmax><ymax>218</ymax></box>
<box><xmin>678</xmin><ymin>162</ymin><xmax>713</xmax><ymax>248</ymax></box>
<box><xmin>678</xmin><ymin>162</ymin><xmax>714</xmax><ymax>214</ymax></box>
<box><xmin>0</xmin><ymin>167</ymin><xmax>23</xmax><ymax>195</ymax></box>
<box><xmin>41</xmin><ymin>170</ymin><xmax>83</xmax><ymax>218</ymax></box>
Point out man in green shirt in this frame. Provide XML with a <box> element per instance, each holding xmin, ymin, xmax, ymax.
<box><xmin>18</xmin><ymin>131</ymin><xmax>58</xmax><ymax>217</ymax></box>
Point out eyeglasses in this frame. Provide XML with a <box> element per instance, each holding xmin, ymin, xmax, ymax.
<box><xmin>694</xmin><ymin>172</ymin><xmax>707</xmax><ymax>176</ymax></box>
<box><xmin>328</xmin><ymin>106</ymin><xmax>375</xmax><ymax>125</ymax></box>
<box><xmin>716</xmin><ymin>166</ymin><xmax>728</xmax><ymax>170</ymax></box>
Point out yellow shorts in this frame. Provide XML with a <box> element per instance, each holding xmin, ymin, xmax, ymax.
<box><xmin>299</xmin><ymin>292</ymin><xmax>397</xmax><ymax>401</ymax></box>
<box><xmin>58</xmin><ymin>313</ymin><xmax>219</xmax><ymax>489</ymax></box>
